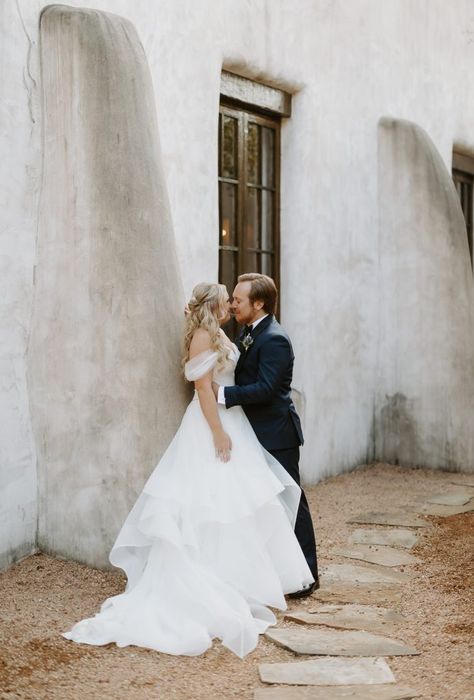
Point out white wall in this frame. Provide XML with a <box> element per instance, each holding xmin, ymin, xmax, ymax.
<box><xmin>1</xmin><ymin>0</ymin><xmax>474</xmax><ymax>568</ymax></box>
<box><xmin>277</xmin><ymin>1</ymin><xmax>474</xmax><ymax>478</ymax></box>
<box><xmin>0</xmin><ymin>0</ymin><xmax>41</xmax><ymax>569</ymax></box>
<box><xmin>31</xmin><ymin>5</ymin><xmax>190</xmax><ymax>568</ymax></box>
<box><xmin>376</xmin><ymin>118</ymin><xmax>474</xmax><ymax>469</ymax></box>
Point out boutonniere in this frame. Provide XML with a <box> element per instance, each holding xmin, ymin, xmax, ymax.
<box><xmin>241</xmin><ymin>333</ymin><xmax>254</xmax><ymax>352</ymax></box>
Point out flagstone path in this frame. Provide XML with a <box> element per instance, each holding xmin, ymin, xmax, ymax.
<box><xmin>321</xmin><ymin>563</ymin><xmax>410</xmax><ymax>585</ymax></box>
<box><xmin>258</xmin><ymin>657</ymin><xmax>395</xmax><ymax>685</ymax></box>
<box><xmin>254</xmin><ymin>686</ymin><xmax>422</xmax><ymax>699</ymax></box>
<box><xmin>256</xmin><ymin>467</ymin><xmax>474</xmax><ymax>700</ymax></box>
<box><xmin>333</xmin><ymin>545</ymin><xmax>419</xmax><ymax>567</ymax></box>
<box><xmin>416</xmin><ymin>501</ymin><xmax>474</xmax><ymax>516</ymax></box>
<box><xmin>265</xmin><ymin>628</ymin><xmax>419</xmax><ymax>657</ymax></box>
<box><xmin>449</xmin><ymin>477</ymin><xmax>474</xmax><ymax>487</ymax></box>
<box><xmin>425</xmin><ymin>489</ymin><xmax>474</xmax><ymax>506</ymax></box>
<box><xmin>309</xmin><ymin>582</ymin><xmax>403</xmax><ymax>606</ymax></box>
<box><xmin>346</xmin><ymin>512</ymin><xmax>429</xmax><ymax>527</ymax></box>
<box><xmin>285</xmin><ymin>604</ymin><xmax>403</xmax><ymax>635</ymax></box>
<box><xmin>349</xmin><ymin>528</ymin><xmax>418</xmax><ymax>548</ymax></box>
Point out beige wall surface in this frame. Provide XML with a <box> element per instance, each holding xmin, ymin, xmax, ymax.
<box><xmin>376</xmin><ymin>117</ymin><xmax>474</xmax><ymax>470</ymax></box>
<box><xmin>1</xmin><ymin>0</ymin><xmax>474</xmax><ymax>569</ymax></box>
<box><xmin>30</xmin><ymin>5</ymin><xmax>189</xmax><ymax>567</ymax></box>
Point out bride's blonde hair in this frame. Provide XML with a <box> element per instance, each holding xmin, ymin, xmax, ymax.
<box><xmin>183</xmin><ymin>282</ymin><xmax>230</xmax><ymax>376</ymax></box>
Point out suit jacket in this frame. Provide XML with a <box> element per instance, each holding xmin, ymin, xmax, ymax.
<box><xmin>224</xmin><ymin>315</ymin><xmax>304</xmax><ymax>451</ymax></box>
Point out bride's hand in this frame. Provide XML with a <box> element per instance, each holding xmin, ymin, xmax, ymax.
<box><xmin>213</xmin><ymin>429</ymin><xmax>232</xmax><ymax>463</ymax></box>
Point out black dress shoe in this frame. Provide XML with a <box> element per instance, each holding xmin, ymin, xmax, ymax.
<box><xmin>287</xmin><ymin>576</ymin><xmax>320</xmax><ymax>599</ymax></box>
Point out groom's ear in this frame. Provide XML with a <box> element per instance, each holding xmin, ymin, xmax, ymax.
<box><xmin>254</xmin><ymin>299</ymin><xmax>264</xmax><ymax>311</ymax></box>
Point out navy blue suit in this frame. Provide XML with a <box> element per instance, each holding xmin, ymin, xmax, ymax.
<box><xmin>224</xmin><ymin>315</ymin><xmax>318</xmax><ymax>579</ymax></box>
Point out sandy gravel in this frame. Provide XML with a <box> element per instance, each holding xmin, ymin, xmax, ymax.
<box><xmin>1</xmin><ymin>462</ymin><xmax>473</xmax><ymax>700</ymax></box>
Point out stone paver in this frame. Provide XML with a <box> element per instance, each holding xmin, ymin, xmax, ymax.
<box><xmin>349</xmin><ymin>528</ymin><xmax>418</xmax><ymax>549</ymax></box>
<box><xmin>258</xmin><ymin>656</ymin><xmax>395</xmax><ymax>686</ymax></box>
<box><xmin>265</xmin><ymin>628</ymin><xmax>419</xmax><ymax>656</ymax></box>
<box><xmin>334</xmin><ymin>545</ymin><xmax>419</xmax><ymax>568</ymax></box>
<box><xmin>312</xmin><ymin>583</ymin><xmax>402</xmax><ymax>606</ymax></box>
<box><xmin>347</xmin><ymin>512</ymin><xmax>429</xmax><ymax>528</ymax></box>
<box><xmin>417</xmin><ymin>501</ymin><xmax>474</xmax><ymax>516</ymax></box>
<box><xmin>286</xmin><ymin>604</ymin><xmax>403</xmax><ymax>635</ymax></box>
<box><xmin>426</xmin><ymin>490</ymin><xmax>474</xmax><ymax>506</ymax></box>
<box><xmin>321</xmin><ymin>563</ymin><xmax>410</xmax><ymax>585</ymax></box>
<box><xmin>259</xmin><ymin>486</ymin><xmax>427</xmax><ymax>700</ymax></box>
<box><xmin>449</xmin><ymin>477</ymin><xmax>474</xmax><ymax>488</ymax></box>
<box><xmin>254</xmin><ymin>685</ymin><xmax>421</xmax><ymax>699</ymax></box>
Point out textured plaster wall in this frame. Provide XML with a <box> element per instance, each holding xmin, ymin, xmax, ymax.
<box><xmin>0</xmin><ymin>0</ymin><xmax>40</xmax><ymax>569</ymax></box>
<box><xmin>31</xmin><ymin>5</ymin><xmax>190</xmax><ymax>567</ymax></box>
<box><xmin>376</xmin><ymin>118</ymin><xmax>474</xmax><ymax>469</ymax></box>
<box><xmin>277</xmin><ymin>2</ymin><xmax>474</xmax><ymax>479</ymax></box>
<box><xmin>1</xmin><ymin>0</ymin><xmax>474</xmax><ymax>569</ymax></box>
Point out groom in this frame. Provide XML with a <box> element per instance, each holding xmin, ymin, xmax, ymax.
<box><xmin>214</xmin><ymin>272</ymin><xmax>319</xmax><ymax>597</ymax></box>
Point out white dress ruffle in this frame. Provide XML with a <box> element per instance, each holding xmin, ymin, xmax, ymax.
<box><xmin>62</xmin><ymin>346</ymin><xmax>313</xmax><ymax>657</ymax></box>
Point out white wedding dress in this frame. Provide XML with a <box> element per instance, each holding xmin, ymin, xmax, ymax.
<box><xmin>63</xmin><ymin>345</ymin><xmax>314</xmax><ymax>657</ymax></box>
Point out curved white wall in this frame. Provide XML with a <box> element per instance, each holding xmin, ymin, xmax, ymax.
<box><xmin>30</xmin><ymin>5</ymin><xmax>189</xmax><ymax>567</ymax></box>
<box><xmin>377</xmin><ymin>118</ymin><xmax>474</xmax><ymax>469</ymax></box>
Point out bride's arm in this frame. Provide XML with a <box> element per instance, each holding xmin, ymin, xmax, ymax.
<box><xmin>190</xmin><ymin>329</ymin><xmax>232</xmax><ymax>462</ymax></box>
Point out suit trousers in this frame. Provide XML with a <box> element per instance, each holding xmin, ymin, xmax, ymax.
<box><xmin>268</xmin><ymin>447</ymin><xmax>319</xmax><ymax>580</ymax></box>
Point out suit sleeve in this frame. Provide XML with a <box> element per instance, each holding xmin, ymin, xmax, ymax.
<box><xmin>224</xmin><ymin>335</ymin><xmax>291</xmax><ymax>407</ymax></box>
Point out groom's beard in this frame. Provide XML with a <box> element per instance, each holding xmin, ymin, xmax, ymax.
<box><xmin>230</xmin><ymin>314</ymin><xmax>244</xmax><ymax>326</ymax></box>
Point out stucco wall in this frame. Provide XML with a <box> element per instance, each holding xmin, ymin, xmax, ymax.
<box><xmin>376</xmin><ymin>117</ymin><xmax>474</xmax><ymax>469</ymax></box>
<box><xmin>0</xmin><ymin>0</ymin><xmax>40</xmax><ymax>570</ymax></box>
<box><xmin>1</xmin><ymin>0</ymin><xmax>474</xmax><ymax>569</ymax></box>
<box><xmin>30</xmin><ymin>5</ymin><xmax>189</xmax><ymax>567</ymax></box>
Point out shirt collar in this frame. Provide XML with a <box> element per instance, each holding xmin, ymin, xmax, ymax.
<box><xmin>250</xmin><ymin>314</ymin><xmax>269</xmax><ymax>330</ymax></box>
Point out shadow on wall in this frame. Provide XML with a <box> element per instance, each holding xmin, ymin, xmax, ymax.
<box><xmin>376</xmin><ymin>117</ymin><xmax>474</xmax><ymax>472</ymax></box>
<box><xmin>28</xmin><ymin>5</ymin><xmax>190</xmax><ymax>568</ymax></box>
<box><xmin>378</xmin><ymin>392</ymin><xmax>419</xmax><ymax>465</ymax></box>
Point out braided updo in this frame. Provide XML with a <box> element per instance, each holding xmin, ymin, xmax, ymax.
<box><xmin>182</xmin><ymin>283</ymin><xmax>231</xmax><ymax>376</ymax></box>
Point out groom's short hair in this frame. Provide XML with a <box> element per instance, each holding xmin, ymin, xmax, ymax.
<box><xmin>238</xmin><ymin>273</ymin><xmax>278</xmax><ymax>315</ymax></box>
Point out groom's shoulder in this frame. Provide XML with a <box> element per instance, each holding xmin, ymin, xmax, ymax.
<box><xmin>265</xmin><ymin>318</ymin><xmax>292</xmax><ymax>344</ymax></box>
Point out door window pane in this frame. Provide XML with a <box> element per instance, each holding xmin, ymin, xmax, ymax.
<box><xmin>261</xmin><ymin>252</ymin><xmax>273</xmax><ymax>277</ymax></box>
<box><xmin>219</xmin><ymin>249</ymin><xmax>237</xmax><ymax>293</ymax></box>
<box><xmin>220</xmin><ymin>182</ymin><xmax>237</xmax><ymax>246</ymax></box>
<box><xmin>261</xmin><ymin>190</ymin><xmax>274</xmax><ymax>251</ymax></box>
<box><xmin>247</xmin><ymin>123</ymin><xmax>260</xmax><ymax>185</ymax></box>
<box><xmin>261</xmin><ymin>127</ymin><xmax>275</xmax><ymax>188</ymax></box>
<box><xmin>222</xmin><ymin>116</ymin><xmax>238</xmax><ymax>179</ymax></box>
<box><xmin>246</xmin><ymin>187</ymin><xmax>260</xmax><ymax>250</ymax></box>
<box><xmin>245</xmin><ymin>250</ymin><xmax>258</xmax><ymax>273</ymax></box>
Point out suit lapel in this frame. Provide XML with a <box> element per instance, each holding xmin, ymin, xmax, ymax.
<box><xmin>234</xmin><ymin>327</ymin><xmax>247</xmax><ymax>373</ymax></box>
<box><xmin>249</xmin><ymin>314</ymin><xmax>273</xmax><ymax>342</ymax></box>
<box><xmin>235</xmin><ymin>315</ymin><xmax>274</xmax><ymax>374</ymax></box>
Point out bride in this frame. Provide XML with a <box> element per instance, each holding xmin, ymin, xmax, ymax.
<box><xmin>63</xmin><ymin>282</ymin><xmax>314</xmax><ymax>658</ymax></box>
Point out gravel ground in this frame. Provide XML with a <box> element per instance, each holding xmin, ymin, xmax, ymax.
<box><xmin>1</xmin><ymin>462</ymin><xmax>473</xmax><ymax>700</ymax></box>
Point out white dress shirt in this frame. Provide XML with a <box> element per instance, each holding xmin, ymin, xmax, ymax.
<box><xmin>217</xmin><ymin>315</ymin><xmax>269</xmax><ymax>405</ymax></box>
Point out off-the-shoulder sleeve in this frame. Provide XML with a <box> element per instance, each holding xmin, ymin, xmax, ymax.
<box><xmin>184</xmin><ymin>350</ymin><xmax>219</xmax><ymax>381</ymax></box>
